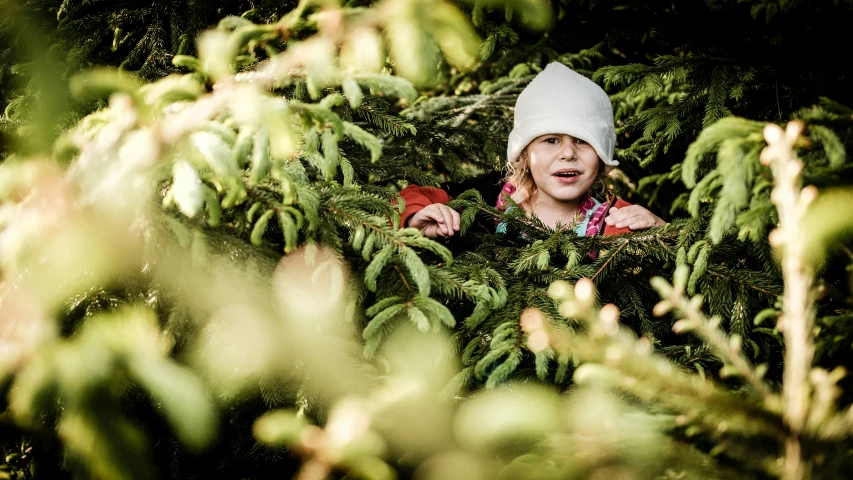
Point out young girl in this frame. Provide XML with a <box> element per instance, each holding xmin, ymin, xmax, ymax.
<box><xmin>400</xmin><ymin>62</ymin><xmax>665</xmax><ymax>238</ymax></box>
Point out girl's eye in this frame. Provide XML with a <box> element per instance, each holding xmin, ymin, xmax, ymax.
<box><xmin>544</xmin><ymin>137</ymin><xmax>560</xmax><ymax>144</ymax></box>
<box><xmin>574</xmin><ymin>137</ymin><xmax>589</xmax><ymax>145</ymax></box>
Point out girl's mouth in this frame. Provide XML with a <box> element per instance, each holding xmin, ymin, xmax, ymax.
<box><xmin>553</xmin><ymin>170</ymin><xmax>582</xmax><ymax>183</ymax></box>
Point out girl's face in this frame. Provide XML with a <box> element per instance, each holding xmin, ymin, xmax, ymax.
<box><xmin>525</xmin><ymin>133</ymin><xmax>601</xmax><ymax>207</ymax></box>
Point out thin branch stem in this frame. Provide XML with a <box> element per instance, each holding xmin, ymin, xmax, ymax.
<box><xmin>669</xmin><ymin>292</ymin><xmax>775</xmax><ymax>400</ymax></box>
<box><xmin>593</xmin><ymin>240</ymin><xmax>629</xmax><ymax>280</ymax></box>
<box><xmin>764</xmin><ymin>121</ymin><xmax>814</xmax><ymax>480</ymax></box>
<box><xmin>393</xmin><ymin>264</ymin><xmax>413</xmax><ymax>294</ymax></box>
<box><xmin>451</xmin><ymin>80</ymin><xmax>526</xmax><ymax>128</ymax></box>
<box><xmin>705</xmin><ymin>269</ymin><xmax>778</xmax><ymax>297</ymax></box>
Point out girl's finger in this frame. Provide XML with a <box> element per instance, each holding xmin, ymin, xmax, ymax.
<box><xmin>438</xmin><ymin>210</ymin><xmax>452</xmax><ymax>235</ymax></box>
<box><xmin>427</xmin><ymin>205</ymin><xmax>451</xmax><ymax>235</ymax></box>
<box><xmin>420</xmin><ymin>225</ymin><xmax>439</xmax><ymax>238</ymax></box>
<box><xmin>606</xmin><ymin>210</ymin><xmax>629</xmax><ymax>225</ymax></box>
<box><xmin>627</xmin><ymin>218</ymin><xmax>650</xmax><ymax>230</ymax></box>
<box><xmin>438</xmin><ymin>206</ymin><xmax>456</xmax><ymax>236</ymax></box>
<box><xmin>606</xmin><ymin>206</ymin><xmax>632</xmax><ymax>224</ymax></box>
<box><xmin>610</xmin><ymin>206</ymin><xmax>647</xmax><ymax>225</ymax></box>
<box><xmin>605</xmin><ymin>213</ymin><xmax>619</xmax><ymax>225</ymax></box>
<box><xmin>450</xmin><ymin>208</ymin><xmax>461</xmax><ymax>231</ymax></box>
<box><xmin>422</xmin><ymin>208</ymin><xmax>448</xmax><ymax>235</ymax></box>
<box><xmin>428</xmin><ymin>205</ymin><xmax>445</xmax><ymax>223</ymax></box>
<box><xmin>604</xmin><ymin>207</ymin><xmax>618</xmax><ymax>222</ymax></box>
<box><xmin>614</xmin><ymin>213</ymin><xmax>644</xmax><ymax>229</ymax></box>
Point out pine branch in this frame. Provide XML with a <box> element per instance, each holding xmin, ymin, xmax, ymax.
<box><xmin>762</xmin><ymin>121</ymin><xmax>816</xmax><ymax>480</ymax></box>
<box><xmin>653</xmin><ymin>268</ymin><xmax>775</xmax><ymax>400</ymax></box>
<box><xmin>592</xmin><ymin>240</ymin><xmax>629</xmax><ymax>281</ymax></box>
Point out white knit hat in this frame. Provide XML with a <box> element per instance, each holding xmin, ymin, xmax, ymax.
<box><xmin>507</xmin><ymin>62</ymin><xmax>618</xmax><ymax>167</ymax></box>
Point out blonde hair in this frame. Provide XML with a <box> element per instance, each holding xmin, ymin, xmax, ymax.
<box><xmin>505</xmin><ymin>150</ymin><xmax>536</xmax><ymax>209</ymax></box>
<box><xmin>503</xmin><ymin>148</ymin><xmax>610</xmax><ymax>209</ymax></box>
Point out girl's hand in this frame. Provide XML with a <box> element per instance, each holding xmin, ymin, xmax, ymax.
<box><xmin>408</xmin><ymin>203</ymin><xmax>461</xmax><ymax>238</ymax></box>
<box><xmin>605</xmin><ymin>206</ymin><xmax>666</xmax><ymax>231</ymax></box>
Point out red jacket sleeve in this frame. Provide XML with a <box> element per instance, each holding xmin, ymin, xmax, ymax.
<box><xmin>602</xmin><ymin>198</ymin><xmax>634</xmax><ymax>236</ymax></box>
<box><xmin>398</xmin><ymin>185</ymin><xmax>451</xmax><ymax>227</ymax></box>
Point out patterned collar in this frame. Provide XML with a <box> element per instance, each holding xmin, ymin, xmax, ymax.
<box><xmin>495</xmin><ymin>183</ymin><xmax>604</xmax><ymax>237</ymax></box>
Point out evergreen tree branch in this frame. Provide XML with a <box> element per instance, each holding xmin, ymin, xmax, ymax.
<box><xmin>393</xmin><ymin>264</ymin><xmax>414</xmax><ymax>295</ymax></box>
<box><xmin>653</xmin><ymin>268</ymin><xmax>775</xmax><ymax>400</ymax></box>
<box><xmin>762</xmin><ymin>120</ymin><xmax>816</xmax><ymax>480</ymax></box>
<box><xmin>592</xmin><ymin>240</ymin><xmax>629</xmax><ymax>281</ymax></box>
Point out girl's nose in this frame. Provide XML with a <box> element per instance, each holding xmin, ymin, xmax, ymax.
<box><xmin>560</xmin><ymin>136</ymin><xmax>576</xmax><ymax>159</ymax></box>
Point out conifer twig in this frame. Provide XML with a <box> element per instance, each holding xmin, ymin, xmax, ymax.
<box><xmin>450</xmin><ymin>80</ymin><xmax>524</xmax><ymax>128</ymax></box>
<box><xmin>393</xmin><ymin>265</ymin><xmax>413</xmax><ymax>294</ymax></box>
<box><xmin>658</xmin><ymin>280</ymin><xmax>774</xmax><ymax>400</ymax></box>
<box><xmin>548</xmin><ymin>280</ymin><xmax>787</xmax><ymax>443</ymax></box>
<box><xmin>592</xmin><ymin>240</ymin><xmax>629</xmax><ymax>280</ymax></box>
<box><xmin>762</xmin><ymin>120</ymin><xmax>815</xmax><ymax>480</ymax></box>
<box><xmin>705</xmin><ymin>269</ymin><xmax>778</xmax><ymax>297</ymax></box>
<box><xmin>654</xmin><ymin>236</ymin><xmax>780</xmax><ymax>297</ymax></box>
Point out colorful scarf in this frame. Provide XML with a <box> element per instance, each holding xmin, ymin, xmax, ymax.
<box><xmin>495</xmin><ymin>183</ymin><xmax>609</xmax><ymax>236</ymax></box>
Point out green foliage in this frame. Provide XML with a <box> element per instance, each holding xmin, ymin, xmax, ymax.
<box><xmin>435</xmin><ymin>192</ymin><xmax>784</xmax><ymax>392</ymax></box>
<box><xmin>1</xmin><ymin>2</ymin><xmax>545</xmax><ymax>478</ymax></box>
<box><xmin>3</xmin><ymin>0</ymin><xmax>853</xmax><ymax>479</ymax></box>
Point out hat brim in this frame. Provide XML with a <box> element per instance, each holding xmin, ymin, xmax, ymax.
<box><xmin>507</xmin><ymin>117</ymin><xmax>619</xmax><ymax>167</ymax></box>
